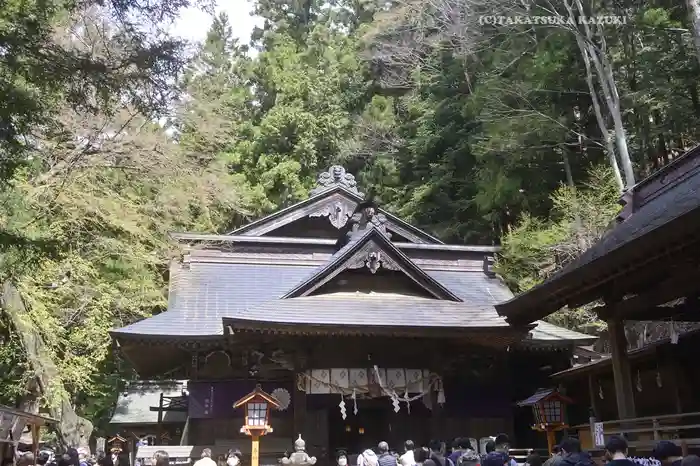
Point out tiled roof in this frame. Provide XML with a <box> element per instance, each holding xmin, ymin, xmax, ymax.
<box><xmin>527</xmin><ymin>320</ymin><xmax>596</xmax><ymax>342</ymax></box>
<box><xmin>112</xmin><ymin>263</ymin><xmax>317</xmax><ymax>336</ymax></box>
<box><xmin>226</xmin><ymin>291</ymin><xmax>507</xmax><ymax>328</ymax></box>
<box><xmin>111</xmin><ymin>259</ymin><xmax>594</xmax><ymax>343</ymax></box>
<box><xmin>110</xmin><ymin>380</ymin><xmax>188</xmax><ymax>425</ymax></box>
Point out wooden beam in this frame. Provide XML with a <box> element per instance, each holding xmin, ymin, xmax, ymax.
<box><xmin>607</xmin><ymin>318</ymin><xmax>636</xmax><ymax>419</ymax></box>
<box><xmin>0</xmin><ymin>406</ymin><xmax>56</xmax><ymax>427</ymax></box>
<box><xmin>628</xmin><ymin>298</ymin><xmax>700</xmax><ymax>321</ymax></box>
<box><xmin>604</xmin><ymin>264</ymin><xmax>700</xmax><ymax>320</ymax></box>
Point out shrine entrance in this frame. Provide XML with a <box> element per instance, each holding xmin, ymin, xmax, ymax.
<box><xmin>328</xmin><ymin>404</ymin><xmax>390</xmax><ymax>457</ymax></box>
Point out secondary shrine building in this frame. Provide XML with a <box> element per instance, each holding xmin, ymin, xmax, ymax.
<box><xmin>109</xmin><ymin>166</ymin><xmax>594</xmax><ymax>462</ymax></box>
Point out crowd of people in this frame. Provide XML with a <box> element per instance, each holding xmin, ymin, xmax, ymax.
<box><xmin>11</xmin><ymin>434</ymin><xmax>700</xmax><ymax>466</ymax></box>
<box><xmin>332</xmin><ymin>434</ymin><xmax>700</xmax><ymax>466</ymax></box>
<box><xmin>339</xmin><ymin>434</ymin><xmax>523</xmax><ymax>466</ymax></box>
<box><xmin>14</xmin><ymin>447</ymin><xmax>127</xmax><ymax>466</ymax></box>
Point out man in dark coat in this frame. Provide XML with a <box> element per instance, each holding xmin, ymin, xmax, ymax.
<box><xmin>558</xmin><ymin>439</ymin><xmax>594</xmax><ymax>466</ymax></box>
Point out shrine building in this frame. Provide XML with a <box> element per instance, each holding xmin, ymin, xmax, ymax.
<box><xmin>109</xmin><ymin>166</ymin><xmax>595</xmax><ymax>463</ymax></box>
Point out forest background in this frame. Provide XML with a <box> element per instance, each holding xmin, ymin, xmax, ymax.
<box><xmin>2</xmin><ymin>0</ymin><xmax>700</xmax><ymax>438</ymax></box>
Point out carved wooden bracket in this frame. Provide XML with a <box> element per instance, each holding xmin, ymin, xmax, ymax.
<box><xmin>346</xmin><ymin>243</ymin><xmax>401</xmax><ymax>274</ymax></box>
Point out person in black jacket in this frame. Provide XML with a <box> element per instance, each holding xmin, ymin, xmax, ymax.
<box><xmin>558</xmin><ymin>439</ymin><xmax>594</xmax><ymax>466</ymax></box>
<box><xmin>604</xmin><ymin>436</ymin><xmax>635</xmax><ymax>466</ymax></box>
<box><xmin>652</xmin><ymin>441</ymin><xmax>683</xmax><ymax>466</ymax></box>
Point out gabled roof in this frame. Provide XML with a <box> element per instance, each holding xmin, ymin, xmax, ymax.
<box><xmin>281</xmin><ymin>226</ymin><xmax>461</xmax><ymax>301</ymax></box>
<box><xmin>229</xmin><ymin>184</ymin><xmax>444</xmax><ymax>244</ymax></box>
<box><xmin>111</xmin><ymin>165</ymin><xmax>596</xmax><ymax>351</ymax></box>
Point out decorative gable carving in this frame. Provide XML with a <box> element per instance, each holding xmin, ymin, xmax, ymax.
<box><xmin>310</xmin><ymin>165</ymin><xmax>363</xmax><ymax>196</ymax></box>
<box><xmin>346</xmin><ymin>200</ymin><xmax>391</xmax><ymax>241</ymax></box>
<box><xmin>281</xmin><ymin>230</ymin><xmax>461</xmax><ymax>301</ymax></box>
<box><xmin>346</xmin><ymin>244</ymin><xmax>401</xmax><ymax>274</ymax></box>
<box><xmin>230</xmin><ymin>166</ymin><xmax>442</xmax><ymax>244</ymax></box>
<box><xmin>308</xmin><ymin>194</ymin><xmax>357</xmax><ymax>229</ymax></box>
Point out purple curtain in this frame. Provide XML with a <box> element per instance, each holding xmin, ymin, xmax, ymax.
<box><xmin>188</xmin><ymin>381</ymin><xmax>293</xmax><ymax>419</ymax></box>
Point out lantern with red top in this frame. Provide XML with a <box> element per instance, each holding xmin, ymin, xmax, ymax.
<box><xmin>517</xmin><ymin>388</ymin><xmax>572</xmax><ymax>454</ymax></box>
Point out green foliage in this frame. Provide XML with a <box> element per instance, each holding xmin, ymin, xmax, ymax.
<box><xmin>0</xmin><ymin>313</ymin><xmax>31</xmax><ymax>405</ymax></box>
<box><xmin>0</xmin><ymin>0</ymin><xmax>210</xmax><ymax>181</ymax></box>
<box><xmin>497</xmin><ymin>165</ymin><xmax>621</xmax><ymax>292</ymax></box>
<box><xmin>496</xmin><ymin>166</ymin><xmax>621</xmax><ymax>333</ymax></box>
<box><xmin>0</xmin><ymin>110</ymin><xmax>254</xmax><ymax>427</ymax></box>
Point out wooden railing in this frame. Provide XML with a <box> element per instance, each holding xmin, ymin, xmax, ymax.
<box><xmin>572</xmin><ymin>411</ymin><xmax>700</xmax><ymax>453</ymax></box>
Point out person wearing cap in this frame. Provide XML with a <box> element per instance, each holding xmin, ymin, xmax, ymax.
<box><xmin>604</xmin><ymin>435</ymin><xmax>635</xmax><ymax>466</ymax></box>
<box><xmin>652</xmin><ymin>440</ymin><xmax>683</xmax><ymax>466</ymax></box>
<box><xmin>558</xmin><ymin>438</ymin><xmax>594</xmax><ymax>466</ymax></box>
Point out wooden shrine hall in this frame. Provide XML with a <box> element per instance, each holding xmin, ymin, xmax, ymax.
<box><xmin>110</xmin><ymin>166</ymin><xmax>594</xmax><ymax>463</ymax></box>
<box><xmin>496</xmin><ymin>145</ymin><xmax>700</xmax><ymax>451</ymax></box>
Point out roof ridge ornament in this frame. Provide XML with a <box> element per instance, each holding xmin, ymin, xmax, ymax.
<box><xmin>346</xmin><ymin>199</ymin><xmax>391</xmax><ymax>242</ymax></box>
<box><xmin>310</xmin><ymin>165</ymin><xmax>363</xmax><ymax>197</ymax></box>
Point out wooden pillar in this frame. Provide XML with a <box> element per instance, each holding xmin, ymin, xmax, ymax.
<box><xmin>157</xmin><ymin>393</ymin><xmax>165</xmax><ymax>445</ymax></box>
<box><xmin>607</xmin><ymin>318</ymin><xmax>636</xmax><ymax>419</ymax></box>
<box><xmin>660</xmin><ymin>353</ymin><xmax>684</xmax><ymax>414</ymax></box>
<box><xmin>293</xmin><ymin>354</ymin><xmax>308</xmax><ymax>437</ymax></box>
<box><xmin>587</xmin><ymin>374</ymin><xmax>601</xmax><ymax>419</ymax></box>
<box><xmin>546</xmin><ymin>430</ymin><xmax>556</xmax><ymax>455</ymax></box>
<box><xmin>31</xmin><ymin>424</ymin><xmax>39</xmax><ymax>459</ymax></box>
<box><xmin>251</xmin><ymin>434</ymin><xmax>260</xmax><ymax>466</ymax></box>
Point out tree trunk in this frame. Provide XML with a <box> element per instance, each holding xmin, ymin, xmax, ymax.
<box><xmin>566</xmin><ymin>0</ymin><xmax>636</xmax><ymax>188</ymax></box>
<box><xmin>575</xmin><ymin>34</ymin><xmax>624</xmax><ymax>191</ymax></box>
<box><xmin>687</xmin><ymin>0</ymin><xmax>700</xmax><ymax>67</ymax></box>
<box><xmin>1</xmin><ymin>281</ymin><xmax>93</xmax><ymax>450</ymax></box>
